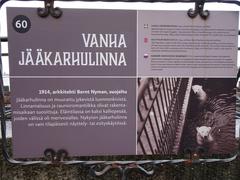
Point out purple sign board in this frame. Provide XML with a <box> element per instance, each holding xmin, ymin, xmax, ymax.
<box><xmin>7</xmin><ymin>8</ymin><xmax>238</xmax><ymax>158</ymax></box>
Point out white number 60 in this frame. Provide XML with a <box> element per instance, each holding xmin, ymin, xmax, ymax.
<box><xmin>15</xmin><ymin>20</ymin><xmax>28</xmax><ymax>29</ymax></box>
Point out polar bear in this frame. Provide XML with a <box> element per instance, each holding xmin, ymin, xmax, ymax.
<box><xmin>192</xmin><ymin>85</ymin><xmax>208</xmax><ymax>106</ymax></box>
<box><xmin>196</xmin><ymin>126</ymin><xmax>214</xmax><ymax>145</ymax></box>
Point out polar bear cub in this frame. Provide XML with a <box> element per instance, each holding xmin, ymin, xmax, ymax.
<box><xmin>192</xmin><ymin>85</ymin><xmax>207</xmax><ymax>105</ymax></box>
<box><xmin>196</xmin><ymin>126</ymin><xmax>214</xmax><ymax>145</ymax></box>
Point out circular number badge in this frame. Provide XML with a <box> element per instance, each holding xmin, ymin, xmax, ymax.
<box><xmin>12</xmin><ymin>15</ymin><xmax>31</xmax><ymax>33</ymax></box>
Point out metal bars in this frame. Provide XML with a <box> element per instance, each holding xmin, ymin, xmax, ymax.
<box><xmin>137</xmin><ymin>78</ymin><xmax>191</xmax><ymax>155</ymax></box>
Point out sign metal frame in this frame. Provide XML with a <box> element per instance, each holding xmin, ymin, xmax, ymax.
<box><xmin>1</xmin><ymin>0</ymin><xmax>240</xmax><ymax>179</ymax></box>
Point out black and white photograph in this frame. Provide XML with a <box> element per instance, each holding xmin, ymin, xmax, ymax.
<box><xmin>137</xmin><ymin>78</ymin><xmax>237</xmax><ymax>155</ymax></box>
